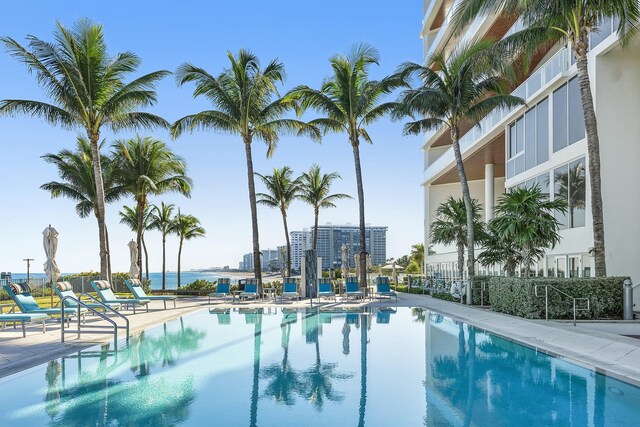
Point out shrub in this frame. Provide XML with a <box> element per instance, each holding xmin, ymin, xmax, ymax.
<box><xmin>432</xmin><ymin>292</ymin><xmax>456</xmax><ymax>302</ymax></box>
<box><xmin>487</xmin><ymin>276</ymin><xmax>626</xmax><ymax>320</ymax></box>
<box><xmin>392</xmin><ymin>285</ymin><xmax>429</xmax><ymax>295</ymax></box>
<box><xmin>471</xmin><ymin>275</ymin><xmax>492</xmax><ymax>305</ymax></box>
<box><xmin>183</xmin><ymin>279</ymin><xmax>217</xmax><ymax>291</ymax></box>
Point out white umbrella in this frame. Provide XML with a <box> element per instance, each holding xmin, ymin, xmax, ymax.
<box><xmin>392</xmin><ymin>260</ymin><xmax>399</xmax><ymax>286</ymax></box>
<box><xmin>354</xmin><ymin>253</ymin><xmax>360</xmax><ymax>281</ymax></box>
<box><xmin>43</xmin><ymin>225</ymin><xmax>61</xmax><ymax>306</ymax></box>
<box><xmin>128</xmin><ymin>240</ymin><xmax>140</xmax><ymax>280</ymax></box>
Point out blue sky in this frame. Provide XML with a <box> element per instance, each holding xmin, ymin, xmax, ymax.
<box><xmin>0</xmin><ymin>0</ymin><xmax>424</xmax><ymax>274</ymax></box>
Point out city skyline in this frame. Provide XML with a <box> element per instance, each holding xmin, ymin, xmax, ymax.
<box><xmin>0</xmin><ymin>0</ymin><xmax>422</xmax><ymax>273</ymax></box>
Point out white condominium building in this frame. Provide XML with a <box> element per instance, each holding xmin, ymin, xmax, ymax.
<box><xmin>421</xmin><ymin>1</ymin><xmax>640</xmax><ymax>281</ymax></box>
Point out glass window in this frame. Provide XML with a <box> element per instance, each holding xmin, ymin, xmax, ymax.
<box><xmin>509</xmin><ymin>124</ymin><xmax>517</xmax><ymax>159</ymax></box>
<box><xmin>515</xmin><ymin>117</ymin><xmax>524</xmax><ymax>154</ymax></box>
<box><xmin>514</xmin><ymin>154</ymin><xmax>525</xmax><ymax>175</ymax></box>
<box><xmin>525</xmin><ymin>109</ymin><xmax>536</xmax><ymax>170</ymax></box>
<box><xmin>568</xmin><ymin>77</ymin><xmax>586</xmax><ymax>145</ymax></box>
<box><xmin>537</xmin><ymin>173</ymin><xmax>550</xmax><ymax>195</ymax></box>
<box><xmin>568</xmin><ymin>159</ymin><xmax>586</xmax><ymax>227</ymax></box>
<box><xmin>554</xmin><ymin>164</ymin><xmax>569</xmax><ymax>229</ymax></box>
<box><xmin>553</xmin><ymin>84</ymin><xmax>568</xmax><ymax>152</ymax></box>
<box><xmin>556</xmin><ymin>256</ymin><xmax>567</xmax><ymax>278</ymax></box>
<box><xmin>536</xmin><ymin>99</ymin><xmax>549</xmax><ymax>164</ymax></box>
<box><xmin>507</xmin><ymin>159</ymin><xmax>515</xmax><ymax>179</ymax></box>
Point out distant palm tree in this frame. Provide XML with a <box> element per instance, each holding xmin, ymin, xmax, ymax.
<box><xmin>172</xmin><ymin>50</ymin><xmax>319</xmax><ymax>288</ymax></box>
<box><xmin>119</xmin><ymin>204</ymin><xmax>152</xmax><ymax>280</ymax></box>
<box><xmin>453</xmin><ymin>0</ymin><xmax>640</xmax><ymax>277</ymax></box>
<box><xmin>555</xmin><ymin>161</ymin><xmax>586</xmax><ymax>228</ymax></box>
<box><xmin>112</xmin><ymin>136</ymin><xmax>192</xmax><ymax>275</ymax></box>
<box><xmin>298</xmin><ymin>165</ymin><xmax>351</xmax><ymax>250</ymax></box>
<box><xmin>490</xmin><ymin>186</ymin><xmax>567</xmax><ymax>275</ymax></box>
<box><xmin>1</xmin><ymin>19</ymin><xmax>170</xmax><ymax>279</ymax></box>
<box><xmin>256</xmin><ymin>167</ymin><xmax>300</xmax><ymax>277</ymax></box>
<box><xmin>398</xmin><ymin>40</ymin><xmax>523</xmax><ymax>300</ymax></box>
<box><xmin>173</xmin><ymin>212</ymin><xmax>206</xmax><ymax>288</ymax></box>
<box><xmin>430</xmin><ymin>197</ymin><xmax>486</xmax><ymax>280</ymax></box>
<box><xmin>288</xmin><ymin>44</ymin><xmax>407</xmax><ymax>288</ymax></box>
<box><xmin>410</xmin><ymin>243</ymin><xmax>425</xmax><ymax>275</ymax></box>
<box><xmin>149</xmin><ymin>202</ymin><xmax>176</xmax><ymax>290</ymax></box>
<box><xmin>41</xmin><ymin>136</ymin><xmax>125</xmax><ymax>276</ymax></box>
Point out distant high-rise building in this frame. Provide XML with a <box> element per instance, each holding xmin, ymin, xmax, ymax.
<box><xmin>290</xmin><ymin>229</ymin><xmax>312</xmax><ymax>272</ymax></box>
<box><xmin>239</xmin><ymin>249</ymin><xmax>281</xmax><ymax>272</ymax></box>
<box><xmin>310</xmin><ymin>224</ymin><xmax>387</xmax><ymax>270</ymax></box>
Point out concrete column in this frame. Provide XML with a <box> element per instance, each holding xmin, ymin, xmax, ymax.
<box><xmin>484</xmin><ymin>164</ymin><xmax>495</xmax><ymax>222</ymax></box>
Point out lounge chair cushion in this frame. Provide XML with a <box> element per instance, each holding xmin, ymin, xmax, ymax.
<box><xmin>0</xmin><ymin>313</ymin><xmax>46</xmax><ymax>321</ymax></box>
<box><xmin>128</xmin><ymin>279</ymin><xmax>143</xmax><ymax>287</ymax></box>
<box><xmin>9</xmin><ymin>283</ymin><xmax>31</xmax><ymax>294</ymax></box>
<box><xmin>56</xmin><ymin>282</ymin><xmax>73</xmax><ymax>291</ymax></box>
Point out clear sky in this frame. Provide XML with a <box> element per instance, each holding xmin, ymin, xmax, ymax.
<box><xmin>0</xmin><ymin>0</ymin><xmax>424</xmax><ymax>274</ymax></box>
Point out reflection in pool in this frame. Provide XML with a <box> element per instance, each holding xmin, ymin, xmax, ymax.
<box><xmin>0</xmin><ymin>307</ymin><xmax>639</xmax><ymax>426</ymax></box>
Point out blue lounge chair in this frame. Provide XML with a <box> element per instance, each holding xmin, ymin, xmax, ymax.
<box><xmin>54</xmin><ymin>281</ymin><xmax>121</xmax><ymax>312</ymax></box>
<box><xmin>376</xmin><ymin>308</ymin><xmax>397</xmax><ymax>324</ymax></box>
<box><xmin>0</xmin><ymin>313</ymin><xmax>47</xmax><ymax>337</ymax></box>
<box><xmin>280</xmin><ymin>278</ymin><xmax>299</xmax><ymax>302</ymax></box>
<box><xmin>209</xmin><ymin>308</ymin><xmax>231</xmax><ymax>325</ymax></box>
<box><xmin>238</xmin><ymin>279</ymin><xmax>259</xmax><ymax>302</ymax></box>
<box><xmin>376</xmin><ymin>277</ymin><xmax>397</xmax><ymax>302</ymax></box>
<box><xmin>91</xmin><ymin>280</ymin><xmax>150</xmax><ymax>313</ymax></box>
<box><xmin>209</xmin><ymin>278</ymin><xmax>231</xmax><ymax>303</ymax></box>
<box><xmin>3</xmin><ymin>283</ymin><xmax>85</xmax><ymax>324</ymax></box>
<box><xmin>125</xmin><ymin>279</ymin><xmax>176</xmax><ymax>309</ymax></box>
<box><xmin>317</xmin><ymin>279</ymin><xmax>336</xmax><ymax>301</ymax></box>
<box><xmin>345</xmin><ymin>278</ymin><xmax>364</xmax><ymax>301</ymax></box>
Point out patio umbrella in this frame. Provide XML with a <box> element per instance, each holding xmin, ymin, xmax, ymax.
<box><xmin>354</xmin><ymin>253</ymin><xmax>360</xmax><ymax>282</ymax></box>
<box><xmin>43</xmin><ymin>224</ymin><xmax>61</xmax><ymax>307</ymax></box>
<box><xmin>392</xmin><ymin>260</ymin><xmax>399</xmax><ymax>286</ymax></box>
<box><xmin>341</xmin><ymin>244</ymin><xmax>349</xmax><ymax>279</ymax></box>
<box><xmin>128</xmin><ymin>240</ymin><xmax>140</xmax><ymax>280</ymax></box>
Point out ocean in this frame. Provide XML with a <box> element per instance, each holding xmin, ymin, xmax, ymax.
<box><xmin>6</xmin><ymin>271</ymin><xmax>228</xmax><ymax>290</ymax></box>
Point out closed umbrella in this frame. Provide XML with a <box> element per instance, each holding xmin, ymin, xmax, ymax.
<box><xmin>392</xmin><ymin>260</ymin><xmax>399</xmax><ymax>287</ymax></box>
<box><xmin>341</xmin><ymin>244</ymin><xmax>349</xmax><ymax>279</ymax></box>
<box><xmin>128</xmin><ymin>240</ymin><xmax>140</xmax><ymax>280</ymax></box>
<box><xmin>43</xmin><ymin>225</ymin><xmax>61</xmax><ymax>307</ymax></box>
<box><xmin>354</xmin><ymin>253</ymin><xmax>360</xmax><ymax>282</ymax></box>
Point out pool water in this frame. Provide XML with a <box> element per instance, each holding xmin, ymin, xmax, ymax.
<box><xmin>1</xmin><ymin>307</ymin><xmax>639</xmax><ymax>426</ymax></box>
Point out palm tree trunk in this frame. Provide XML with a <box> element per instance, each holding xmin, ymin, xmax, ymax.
<box><xmin>574</xmin><ymin>41</ymin><xmax>606</xmax><ymax>277</ymax></box>
<box><xmin>313</xmin><ymin>207</ymin><xmax>319</xmax><ymax>251</ymax></box>
<box><xmin>351</xmin><ymin>141</ymin><xmax>367</xmax><ymax>290</ymax></box>
<box><xmin>250</xmin><ymin>315</ymin><xmax>262</xmax><ymax>427</ymax></box>
<box><xmin>282</xmin><ymin>208</ymin><xmax>292</xmax><ymax>277</ymax></box>
<box><xmin>451</xmin><ymin>127</ymin><xmax>474</xmax><ymax>305</ymax></box>
<box><xmin>136</xmin><ymin>198</ymin><xmax>146</xmax><ymax>276</ymax></box>
<box><xmin>162</xmin><ymin>235</ymin><xmax>166</xmax><ymax>290</ymax></box>
<box><xmin>177</xmin><ymin>237</ymin><xmax>183</xmax><ymax>289</ymax></box>
<box><xmin>457</xmin><ymin>242</ymin><xmax>465</xmax><ymax>280</ymax></box>
<box><xmin>105</xmin><ymin>225</ymin><xmax>112</xmax><ymax>283</ymax></box>
<box><xmin>358</xmin><ymin>313</ymin><xmax>368</xmax><ymax>427</ymax></box>
<box><xmin>244</xmin><ymin>137</ymin><xmax>262</xmax><ymax>287</ymax></box>
<box><xmin>88</xmin><ymin>132</ymin><xmax>110</xmax><ymax>280</ymax></box>
<box><xmin>142</xmin><ymin>233</ymin><xmax>149</xmax><ymax>281</ymax></box>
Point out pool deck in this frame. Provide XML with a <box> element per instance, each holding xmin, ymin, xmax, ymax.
<box><xmin>2</xmin><ymin>293</ymin><xmax>640</xmax><ymax>386</ymax></box>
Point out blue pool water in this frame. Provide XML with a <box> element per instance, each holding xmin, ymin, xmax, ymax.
<box><xmin>1</xmin><ymin>307</ymin><xmax>639</xmax><ymax>426</ymax></box>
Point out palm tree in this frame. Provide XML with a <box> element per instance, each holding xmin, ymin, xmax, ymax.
<box><xmin>149</xmin><ymin>202</ymin><xmax>175</xmax><ymax>290</ymax></box>
<box><xmin>0</xmin><ymin>19</ymin><xmax>170</xmax><ymax>279</ymax></box>
<box><xmin>41</xmin><ymin>136</ymin><xmax>125</xmax><ymax>276</ymax></box>
<box><xmin>256</xmin><ymin>167</ymin><xmax>300</xmax><ymax>277</ymax></box>
<box><xmin>298</xmin><ymin>164</ymin><xmax>352</xmax><ymax>250</ymax></box>
<box><xmin>112</xmin><ymin>136</ymin><xmax>192</xmax><ymax>275</ymax></box>
<box><xmin>453</xmin><ymin>0</ymin><xmax>640</xmax><ymax>277</ymax></box>
<box><xmin>173</xmin><ymin>212</ymin><xmax>206</xmax><ymax>288</ymax></box>
<box><xmin>172</xmin><ymin>50</ymin><xmax>318</xmax><ymax>288</ymax></box>
<box><xmin>397</xmin><ymin>40</ymin><xmax>524</xmax><ymax>301</ymax></box>
<box><xmin>410</xmin><ymin>243</ymin><xmax>425</xmax><ymax>275</ymax></box>
<box><xmin>430</xmin><ymin>197</ymin><xmax>486</xmax><ymax>280</ymax></box>
<box><xmin>119</xmin><ymin>205</ymin><xmax>152</xmax><ymax>280</ymax></box>
<box><xmin>490</xmin><ymin>186</ymin><xmax>567</xmax><ymax>275</ymax></box>
<box><xmin>288</xmin><ymin>44</ymin><xmax>407</xmax><ymax>289</ymax></box>
<box><xmin>555</xmin><ymin>161</ymin><xmax>586</xmax><ymax>227</ymax></box>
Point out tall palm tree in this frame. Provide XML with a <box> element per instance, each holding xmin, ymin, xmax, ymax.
<box><xmin>149</xmin><ymin>202</ymin><xmax>175</xmax><ymax>290</ymax></box>
<box><xmin>490</xmin><ymin>186</ymin><xmax>567</xmax><ymax>275</ymax></box>
<box><xmin>41</xmin><ymin>136</ymin><xmax>125</xmax><ymax>276</ymax></box>
<box><xmin>112</xmin><ymin>135</ymin><xmax>192</xmax><ymax>275</ymax></box>
<box><xmin>453</xmin><ymin>0</ymin><xmax>640</xmax><ymax>276</ymax></box>
<box><xmin>397</xmin><ymin>40</ymin><xmax>524</xmax><ymax>302</ymax></box>
<box><xmin>172</xmin><ymin>50</ymin><xmax>319</xmax><ymax>287</ymax></box>
<box><xmin>298</xmin><ymin>164</ymin><xmax>352</xmax><ymax>250</ymax></box>
<box><xmin>173</xmin><ymin>212</ymin><xmax>206</xmax><ymax>288</ymax></box>
<box><xmin>119</xmin><ymin>204</ymin><xmax>152</xmax><ymax>280</ymax></box>
<box><xmin>0</xmin><ymin>19</ymin><xmax>170</xmax><ymax>279</ymax></box>
<box><xmin>410</xmin><ymin>243</ymin><xmax>425</xmax><ymax>275</ymax></box>
<box><xmin>256</xmin><ymin>167</ymin><xmax>300</xmax><ymax>277</ymax></box>
<box><xmin>430</xmin><ymin>197</ymin><xmax>486</xmax><ymax>280</ymax></box>
<box><xmin>288</xmin><ymin>44</ymin><xmax>407</xmax><ymax>289</ymax></box>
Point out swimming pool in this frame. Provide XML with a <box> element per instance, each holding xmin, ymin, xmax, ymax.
<box><xmin>1</xmin><ymin>307</ymin><xmax>639</xmax><ymax>426</ymax></box>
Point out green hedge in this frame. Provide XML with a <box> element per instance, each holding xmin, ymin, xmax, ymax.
<box><xmin>392</xmin><ymin>285</ymin><xmax>429</xmax><ymax>295</ymax></box>
<box><xmin>487</xmin><ymin>276</ymin><xmax>627</xmax><ymax>320</ymax></box>
<box><xmin>471</xmin><ymin>275</ymin><xmax>491</xmax><ymax>305</ymax></box>
<box><xmin>432</xmin><ymin>292</ymin><xmax>456</xmax><ymax>302</ymax></box>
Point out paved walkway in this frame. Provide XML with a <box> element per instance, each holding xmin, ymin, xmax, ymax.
<box><xmin>2</xmin><ymin>292</ymin><xmax>640</xmax><ymax>386</ymax></box>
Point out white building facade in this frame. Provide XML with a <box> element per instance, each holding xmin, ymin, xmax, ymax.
<box><xmin>422</xmin><ymin>1</ymin><xmax>640</xmax><ymax>281</ymax></box>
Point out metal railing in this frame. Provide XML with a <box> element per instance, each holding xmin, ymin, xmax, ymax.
<box><xmin>534</xmin><ymin>284</ymin><xmax>590</xmax><ymax>326</ymax></box>
<box><xmin>60</xmin><ymin>293</ymin><xmax>129</xmax><ymax>346</ymax></box>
